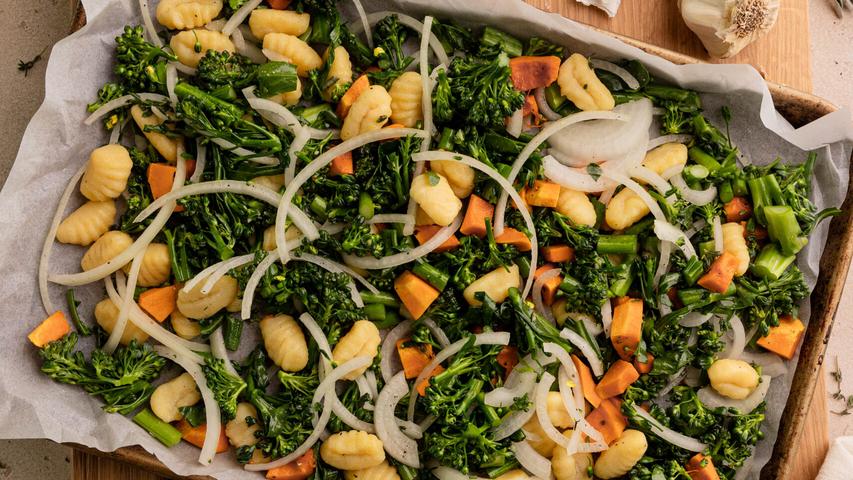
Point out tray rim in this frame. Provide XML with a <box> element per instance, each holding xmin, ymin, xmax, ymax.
<box><xmin>65</xmin><ymin>2</ymin><xmax>852</xmax><ymax>479</ymax></box>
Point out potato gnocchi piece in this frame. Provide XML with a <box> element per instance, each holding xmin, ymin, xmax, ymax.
<box><xmin>130</xmin><ymin>105</ymin><xmax>183</xmax><ymax>163</ymax></box>
<box><xmin>170</xmin><ymin>29</ymin><xmax>235</xmax><ymax>68</ymax></box>
<box><xmin>262</xmin><ymin>224</ymin><xmax>301</xmax><ymax>252</ymax></box>
<box><xmin>259</xmin><ymin>314</ymin><xmax>309</xmax><ymax>371</ymax></box>
<box><xmin>323</xmin><ymin>46</ymin><xmax>354</xmax><ymax>101</ymax></box>
<box><xmin>250</xmin><ymin>174</ymin><xmax>285</xmax><ymax>192</ymax></box>
<box><xmin>122</xmin><ymin>243</ymin><xmax>170</xmax><ymax>287</ymax></box>
<box><xmin>56</xmin><ymin>200</ymin><xmax>116</xmax><ymax>246</ymax></box>
<box><xmin>605</xmin><ymin>188</ymin><xmax>649</xmax><ymax>230</ymax></box>
<box><xmin>344</xmin><ymin>461</ymin><xmax>401</xmax><ymax>480</ymax></box>
<box><xmin>156</xmin><ymin>0</ymin><xmax>223</xmax><ymax>30</ymax></box>
<box><xmin>332</xmin><ymin>320</ymin><xmax>381</xmax><ymax>380</ymax></box>
<box><xmin>249</xmin><ymin>8</ymin><xmax>311</xmax><ymax>39</ymax></box>
<box><xmin>556</xmin><ymin>187</ymin><xmax>597</xmax><ymax>227</ymax></box>
<box><xmin>226</xmin><ymin>297</ymin><xmax>243</xmax><ymax>313</ymax></box>
<box><xmin>722</xmin><ymin>222</ymin><xmax>750</xmax><ymax>276</ymax></box>
<box><xmin>150</xmin><ymin>373</ymin><xmax>201</xmax><ymax>423</ymax></box>
<box><xmin>94</xmin><ymin>298</ymin><xmax>149</xmax><ymax>346</ymax></box>
<box><xmin>463</xmin><ymin>264</ymin><xmax>521</xmax><ymax>306</ymax></box>
<box><xmin>225</xmin><ymin>402</ymin><xmax>261</xmax><ymax>447</ymax></box>
<box><xmin>708</xmin><ymin>358</ymin><xmax>759</xmax><ymax>399</ymax></box>
<box><xmin>80</xmin><ymin>144</ymin><xmax>133</xmax><ymax>201</ymax></box>
<box><xmin>593</xmin><ymin>429</ymin><xmax>647</xmax><ymax>479</ymax></box>
<box><xmin>409</xmin><ymin>172</ymin><xmax>462</xmax><ymax>227</ymax></box>
<box><xmin>81</xmin><ymin>231</ymin><xmax>133</xmax><ymax>271</ymax></box>
<box><xmin>266</xmin><ymin>77</ymin><xmax>303</xmax><ymax>106</ymax></box>
<box><xmin>341</xmin><ymin>85</ymin><xmax>393</xmax><ymax>140</ymax></box>
<box><xmin>320</xmin><ymin>430</ymin><xmax>385</xmax><ymax>470</ymax></box>
<box><xmin>176</xmin><ymin>275</ymin><xmax>238</xmax><ymax>319</ymax></box>
<box><xmin>170</xmin><ymin>310</ymin><xmax>201</xmax><ymax>339</ymax></box>
<box><xmin>494</xmin><ymin>470</ymin><xmax>529</xmax><ymax>480</ymax></box>
<box><xmin>263</xmin><ymin>33</ymin><xmax>323</xmax><ymax>77</ymax></box>
<box><xmin>558</xmin><ymin>53</ymin><xmax>615</xmax><ymax>111</ymax></box>
<box><xmin>552</xmin><ymin>440</ymin><xmax>593</xmax><ymax>480</ymax></box>
<box><xmin>523</xmin><ymin>415</ymin><xmax>556</xmax><ymax>457</ymax></box>
<box><xmin>414</xmin><ymin>206</ymin><xmax>436</xmax><ymax>226</ymax></box>
<box><xmin>545</xmin><ymin>391</ymin><xmax>574</xmax><ymax>429</ymax></box>
<box><xmin>388</xmin><ymin>71</ymin><xmax>423</xmax><ymax>128</ymax></box>
<box><xmin>430</xmin><ymin>160</ymin><xmax>474</xmax><ymax>199</ymax></box>
<box><xmin>643</xmin><ymin>142</ymin><xmax>688</xmax><ymax>176</ymax></box>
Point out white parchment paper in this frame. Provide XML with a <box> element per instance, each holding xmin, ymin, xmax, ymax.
<box><xmin>0</xmin><ymin>0</ymin><xmax>851</xmax><ymax>478</ymax></box>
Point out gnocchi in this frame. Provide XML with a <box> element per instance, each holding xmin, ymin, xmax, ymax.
<box><xmin>262</xmin><ymin>224</ymin><xmax>301</xmax><ymax>252</ymax></box>
<box><xmin>56</xmin><ymin>200</ymin><xmax>116</xmax><ymax>246</ymax></box>
<box><xmin>605</xmin><ymin>188</ymin><xmax>649</xmax><ymax>230</ymax></box>
<box><xmin>344</xmin><ymin>461</ymin><xmax>401</xmax><ymax>480</ymax></box>
<box><xmin>722</xmin><ymin>222</ymin><xmax>750</xmax><ymax>275</ymax></box>
<box><xmin>320</xmin><ymin>430</ymin><xmax>385</xmax><ymax>470</ymax></box>
<box><xmin>267</xmin><ymin>77</ymin><xmax>303</xmax><ymax>106</ymax></box>
<box><xmin>80</xmin><ymin>144</ymin><xmax>133</xmax><ymax>201</ymax></box>
<box><xmin>263</xmin><ymin>33</ymin><xmax>323</xmax><ymax>77</ymax></box>
<box><xmin>170</xmin><ymin>29</ymin><xmax>235</xmax><ymax>68</ymax></box>
<box><xmin>414</xmin><ymin>206</ymin><xmax>436</xmax><ymax>226</ymax></box>
<box><xmin>130</xmin><ymin>105</ymin><xmax>183</xmax><ymax>162</ymax></box>
<box><xmin>643</xmin><ymin>143</ymin><xmax>688</xmax><ymax>176</ymax></box>
<box><xmin>552</xmin><ymin>441</ymin><xmax>593</xmax><ymax>480</ymax></box>
<box><xmin>225</xmin><ymin>402</ymin><xmax>261</xmax><ymax>447</ymax></box>
<box><xmin>94</xmin><ymin>298</ymin><xmax>149</xmax><ymax>345</ymax></box>
<box><xmin>463</xmin><ymin>264</ymin><xmax>521</xmax><ymax>306</ymax></box>
<box><xmin>556</xmin><ymin>187</ymin><xmax>597</xmax><ymax>227</ymax></box>
<box><xmin>250</xmin><ymin>174</ymin><xmax>285</xmax><ymax>192</ymax></box>
<box><xmin>176</xmin><ymin>275</ymin><xmax>238</xmax><ymax>319</ymax></box>
<box><xmin>170</xmin><ymin>310</ymin><xmax>201</xmax><ymax>339</ymax></box>
<box><xmin>545</xmin><ymin>391</ymin><xmax>574</xmax><ymax>429</ymax></box>
<box><xmin>430</xmin><ymin>160</ymin><xmax>475</xmax><ymax>199</ymax></box>
<box><xmin>156</xmin><ymin>0</ymin><xmax>223</xmax><ymax>30</ymax></box>
<box><xmin>593</xmin><ymin>429</ymin><xmax>647</xmax><ymax>479</ymax></box>
<box><xmin>523</xmin><ymin>415</ymin><xmax>556</xmax><ymax>457</ymax></box>
<box><xmin>708</xmin><ymin>358</ymin><xmax>759</xmax><ymax>399</ymax></box>
<box><xmin>340</xmin><ymin>85</ymin><xmax>393</xmax><ymax>140</ymax></box>
<box><xmin>558</xmin><ymin>53</ymin><xmax>615</xmax><ymax>111</ymax></box>
<box><xmin>332</xmin><ymin>320</ymin><xmax>381</xmax><ymax>379</ymax></box>
<box><xmin>388</xmin><ymin>71</ymin><xmax>423</xmax><ymax>128</ymax></box>
<box><xmin>259</xmin><ymin>314</ymin><xmax>309</xmax><ymax>371</ymax></box>
<box><xmin>248</xmin><ymin>9</ymin><xmax>311</xmax><ymax>39</ymax></box>
<box><xmin>323</xmin><ymin>46</ymin><xmax>354</xmax><ymax>101</ymax></box>
<box><xmin>494</xmin><ymin>470</ymin><xmax>529</xmax><ymax>480</ymax></box>
<box><xmin>122</xmin><ymin>243</ymin><xmax>171</xmax><ymax>287</ymax></box>
<box><xmin>81</xmin><ymin>231</ymin><xmax>133</xmax><ymax>271</ymax></box>
<box><xmin>409</xmin><ymin>172</ymin><xmax>463</xmax><ymax>227</ymax></box>
<box><xmin>150</xmin><ymin>373</ymin><xmax>201</xmax><ymax>422</ymax></box>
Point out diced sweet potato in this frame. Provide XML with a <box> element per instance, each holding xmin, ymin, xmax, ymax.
<box><xmin>495</xmin><ymin>227</ymin><xmax>532</xmax><ymax>251</ymax></box>
<box><xmin>756</xmin><ymin>315</ymin><xmax>805</xmax><ymax>360</ymax></box>
<box><xmin>336</xmin><ymin>74</ymin><xmax>369</xmax><ymax>118</ymax></box>
<box><xmin>329</xmin><ymin>151</ymin><xmax>354</xmax><ymax>176</ymax></box>
<box><xmin>509</xmin><ymin>55</ymin><xmax>561</xmax><ymax>91</ymax></box>
<box><xmin>541</xmin><ymin>244</ymin><xmax>575</xmax><ymax>263</ymax></box>
<box><xmin>724</xmin><ymin>197</ymin><xmax>752</xmax><ymax>222</ymax></box>
<box><xmin>594</xmin><ymin>360</ymin><xmax>640</xmax><ymax>399</ymax></box>
<box><xmin>416</xmin><ymin>365</ymin><xmax>445</xmax><ymax>396</ymax></box>
<box><xmin>610</xmin><ymin>298</ymin><xmax>643</xmax><ymax>360</ymax></box>
<box><xmin>525</xmin><ymin>180</ymin><xmax>561</xmax><ymax>208</ymax></box>
<box><xmin>266</xmin><ymin>449</ymin><xmax>316</xmax><ymax>480</ymax></box>
<box><xmin>414</xmin><ymin>225</ymin><xmax>460</xmax><ymax>253</ymax></box>
<box><xmin>697</xmin><ymin>251</ymin><xmax>739</xmax><ymax>294</ymax></box>
<box><xmin>686</xmin><ymin>453</ymin><xmax>721</xmax><ymax>480</ymax></box>
<box><xmin>27</xmin><ymin>311</ymin><xmax>71</xmax><ymax>347</ymax></box>
<box><xmin>585</xmin><ymin>398</ymin><xmax>627</xmax><ymax>445</ymax></box>
<box><xmin>175</xmin><ymin>420</ymin><xmax>229</xmax><ymax>453</ymax></box>
<box><xmin>396</xmin><ymin>339</ymin><xmax>435</xmax><ymax>379</ymax></box>
<box><xmin>394</xmin><ymin>271</ymin><xmax>440</xmax><ymax>320</ymax></box>
<box><xmin>571</xmin><ymin>354</ymin><xmax>602</xmax><ymax>408</ymax></box>
<box><xmin>633</xmin><ymin>353</ymin><xmax>654</xmax><ymax>374</ymax></box>
<box><xmin>138</xmin><ymin>285</ymin><xmax>178</xmax><ymax>323</ymax></box>
<box><xmin>459</xmin><ymin>194</ymin><xmax>495</xmax><ymax>238</ymax></box>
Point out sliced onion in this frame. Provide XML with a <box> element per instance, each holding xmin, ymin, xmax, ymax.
<box><xmin>432</xmin><ymin>466</ymin><xmax>476</xmax><ymax>480</ymax></box>
<box><xmin>182</xmin><ymin>257</ymin><xmax>233</xmax><ymax>294</ymax></box>
<box><xmin>647</xmin><ymin>134</ymin><xmax>693</xmax><ymax>151</ymax></box>
<box><xmin>349</xmin><ymin>12</ymin><xmax>449</xmax><ymax>66</ymax></box>
<box><xmin>201</xmin><ymin>253</ymin><xmax>255</xmax><ymax>294</ymax></box>
<box><xmin>421</xmin><ymin>318</ymin><xmax>451</xmax><ymax>348</ymax></box>
<box><xmin>352</xmin><ymin>0</ymin><xmax>373</xmax><ymax>49</ymax></box>
<box><xmin>297</xmin><ymin>252</ymin><xmax>378</xmax><ymax>295</ymax></box>
<box><xmin>722</xmin><ymin>314</ymin><xmax>746</xmax><ymax>359</ymax></box>
<box><xmin>629</xmin><ymin>164</ymin><xmax>673</xmax><ymax>196</ymax></box>
<box><xmin>154</xmin><ymin>345</ymin><xmax>221</xmax><ymax>465</ymax></box>
<box><xmin>285</xmin><ymin>130</ymin><xmax>310</xmax><ymax>185</ymax></box>
<box><xmin>543</xmin><ymin>343</ymin><xmax>584</xmax><ymax>422</ymax></box>
<box><xmin>653</xmin><ymin>220</ymin><xmax>697</xmax><ymax>259</ymax></box>
<box><xmin>713</xmin><ymin>215</ymin><xmax>724</xmax><ymax>253</ymax></box>
<box><xmin>485</xmin><ymin>364</ymin><xmax>537</xmax><ymax>409</ymax></box>
<box><xmin>544</xmin><ymin>156</ymin><xmax>612</xmax><ymax>192</ymax></box>
<box><xmin>655</xmin><ymin>367</ymin><xmax>687</xmax><ymax>401</ymax></box>
<box><xmin>698</xmin><ymin>375</ymin><xmax>771</xmax><ymax>414</ymax></box>
<box><xmin>601</xmin><ymin>300</ymin><xmax>613</xmax><ymax>338</ymax></box>
<box><xmin>210</xmin><ymin>327</ymin><xmax>240</xmax><ymax>377</ymax></box>
<box><xmin>684</xmin><ymin>366</ymin><xmax>702</xmax><ymax>387</ymax></box>
<box><xmin>670</xmin><ymin>173</ymin><xmax>718</xmax><ymax>206</ymax></box>
<box><xmin>507</xmin><ymin>108</ymin><xmax>524</xmax><ymax>138</ymax></box>
<box><xmin>222</xmin><ymin>0</ymin><xmax>262</xmax><ymax>36</ymax></box>
<box><xmin>365</xmin><ymin>370</ymin><xmax>380</xmax><ymax>400</ymax></box>
<box><xmin>511</xmin><ymin>441</ymin><xmax>551</xmax><ymax>479</ymax></box>
<box><xmin>331</xmin><ymin>396</ymin><xmax>375</xmax><ymax>433</ymax></box>
<box><xmin>419</xmin><ymin>17</ymin><xmax>434</xmax><ymax>140</ymax></box>
<box><xmin>685</xmin><ymin>219</ymin><xmax>707</xmax><ymax>239</ymax></box>
<box><xmin>590</xmin><ymin>59</ymin><xmax>640</xmax><ymax>90</ymax></box>
<box><xmin>138</xmin><ymin>0</ymin><xmax>162</xmax><ymax>46</ymax></box>
<box><xmin>630</xmin><ymin>403</ymin><xmax>707</xmax><ymax>452</ymax></box>
<box><xmin>108</xmin><ymin>117</ymin><xmax>128</xmax><ymax>145</ymax></box>
<box><xmin>739</xmin><ymin>350</ymin><xmax>788</xmax><ymax>377</ymax></box>
<box><xmin>312</xmin><ymin>356</ymin><xmax>372</xmax><ymax>423</ymax></box>
<box><xmin>654</xmin><ymin>241</ymin><xmax>673</xmax><ymax>288</ymax></box>
<box><xmin>231</xmin><ymin>27</ymin><xmax>267</xmax><ymax>64</ymax></box>
<box><xmin>173</xmin><ymin>63</ymin><xmax>197</xmax><ymax>75</ymax></box>
<box><xmin>241</xmin><ymin>252</ymin><xmax>280</xmax><ymax>320</ymax></box>
<box><xmin>84</xmin><ymin>93</ymin><xmax>169</xmax><ymax>126</ymax></box>
<box><xmin>368</xmin><ymin>214</ymin><xmax>415</xmax><ymax>225</ymax></box>
<box><xmin>533</xmin><ymin>268</ymin><xmax>561</xmax><ymax>325</ymax></box>
<box><xmin>191</xmin><ymin>138</ymin><xmax>206</xmax><ymax>183</ymax></box>
<box><xmin>602</xmin><ymin>169</ymin><xmax>666</xmax><ymax>222</ymax></box>
<box><xmin>679</xmin><ymin>311</ymin><xmax>713</xmax><ymax>328</ymax></box>
<box><xmin>133</xmin><ymin>180</ymin><xmax>281</xmax><ymax>223</ymax></box>
<box><xmin>380</xmin><ymin>320</ymin><xmax>413</xmax><ymax>382</ymax></box>
<box><xmin>570</xmin><ymin>418</ymin><xmax>609</xmax><ymax>453</ymax></box>
<box><xmin>104</xmin><ymin>253</ymin><xmax>144</xmax><ymax>354</ymax></box>
<box><xmin>211</xmin><ymin>138</ymin><xmax>278</xmax><ymax>165</ymax></box>
<box><xmin>534</xmin><ymin>87</ymin><xmax>561</xmax><ymax>121</ymax></box>
<box><xmin>413</xmin><ymin>151</ymin><xmax>538</xmax><ymax>298</ymax></box>
<box><xmin>559</xmin><ymin>328</ymin><xmax>603</xmax><ymax>377</ymax></box>
<box><xmin>376</xmin><ymin>372</ymin><xmax>420</xmax><ymax>468</ymax></box>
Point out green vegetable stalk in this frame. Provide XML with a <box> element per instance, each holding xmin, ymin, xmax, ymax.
<box><xmin>133</xmin><ymin>408</ymin><xmax>182</xmax><ymax>447</ymax></box>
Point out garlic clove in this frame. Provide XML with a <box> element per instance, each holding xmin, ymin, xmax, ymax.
<box><xmin>679</xmin><ymin>0</ymin><xmax>780</xmax><ymax>58</ymax></box>
<box><xmin>576</xmin><ymin>0</ymin><xmax>623</xmax><ymax>18</ymax></box>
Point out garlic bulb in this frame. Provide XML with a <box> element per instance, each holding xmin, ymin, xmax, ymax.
<box><xmin>576</xmin><ymin>0</ymin><xmax>622</xmax><ymax>18</ymax></box>
<box><xmin>679</xmin><ymin>0</ymin><xmax>780</xmax><ymax>58</ymax></box>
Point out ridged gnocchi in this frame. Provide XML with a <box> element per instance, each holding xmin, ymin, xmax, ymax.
<box><xmin>249</xmin><ymin>9</ymin><xmax>311</xmax><ymax>39</ymax></box>
<box><xmin>263</xmin><ymin>33</ymin><xmax>323</xmax><ymax>77</ymax></box>
<box><xmin>523</xmin><ymin>415</ymin><xmax>556</xmax><ymax>457</ymax></box>
<box><xmin>556</xmin><ymin>188</ymin><xmax>597</xmax><ymax>227</ymax></box>
<box><xmin>94</xmin><ymin>298</ymin><xmax>149</xmax><ymax>345</ymax></box>
<box><xmin>170</xmin><ymin>29</ymin><xmax>236</xmax><ymax>68</ymax></box>
<box><xmin>170</xmin><ymin>310</ymin><xmax>201</xmax><ymax>339</ymax></box>
<box><xmin>176</xmin><ymin>275</ymin><xmax>238</xmax><ymax>319</ymax></box>
<box><xmin>593</xmin><ymin>429</ymin><xmax>647</xmax><ymax>479</ymax></box>
<box><xmin>259</xmin><ymin>314</ymin><xmax>309</xmax><ymax>372</ymax></box>
<box><xmin>722</xmin><ymin>222</ymin><xmax>750</xmax><ymax>276</ymax></box>
<box><xmin>552</xmin><ymin>441</ymin><xmax>593</xmax><ymax>480</ymax></box>
<box><xmin>545</xmin><ymin>391</ymin><xmax>574</xmax><ymax>429</ymax></box>
<box><xmin>320</xmin><ymin>430</ymin><xmax>385</xmax><ymax>470</ymax></box>
<box><xmin>267</xmin><ymin>77</ymin><xmax>303</xmax><ymax>106</ymax></box>
<box><xmin>558</xmin><ymin>53</ymin><xmax>615</xmax><ymax>111</ymax></box>
<box><xmin>389</xmin><ymin>71</ymin><xmax>423</xmax><ymax>128</ymax></box>
<box><xmin>323</xmin><ymin>46</ymin><xmax>354</xmax><ymax>101</ymax></box>
<box><xmin>56</xmin><ymin>200</ymin><xmax>116</xmax><ymax>246</ymax></box>
<box><xmin>341</xmin><ymin>85</ymin><xmax>393</xmax><ymax>140</ymax></box>
<box><xmin>463</xmin><ymin>264</ymin><xmax>521</xmax><ymax>306</ymax></box>
<box><xmin>605</xmin><ymin>188</ymin><xmax>649</xmax><ymax>230</ymax></box>
<box><xmin>332</xmin><ymin>320</ymin><xmax>381</xmax><ymax>379</ymax></box>
<box><xmin>429</xmin><ymin>160</ymin><xmax>474</xmax><ymax>199</ymax></box>
<box><xmin>643</xmin><ymin>143</ymin><xmax>688</xmax><ymax>177</ymax></box>
<box><xmin>122</xmin><ymin>243</ymin><xmax>171</xmax><ymax>287</ymax></box>
<box><xmin>409</xmin><ymin>172</ymin><xmax>462</xmax><ymax>227</ymax></box>
<box><xmin>150</xmin><ymin>373</ymin><xmax>201</xmax><ymax>422</ymax></box>
<box><xmin>130</xmin><ymin>105</ymin><xmax>182</xmax><ymax>162</ymax></box>
<box><xmin>344</xmin><ymin>461</ymin><xmax>401</xmax><ymax>480</ymax></box>
<box><xmin>414</xmin><ymin>206</ymin><xmax>435</xmax><ymax>226</ymax></box>
<box><xmin>81</xmin><ymin>231</ymin><xmax>133</xmax><ymax>271</ymax></box>
<box><xmin>156</xmin><ymin>0</ymin><xmax>223</xmax><ymax>30</ymax></box>
<box><xmin>708</xmin><ymin>358</ymin><xmax>759</xmax><ymax>399</ymax></box>
<box><xmin>250</xmin><ymin>174</ymin><xmax>285</xmax><ymax>192</ymax></box>
<box><xmin>225</xmin><ymin>402</ymin><xmax>261</xmax><ymax>447</ymax></box>
<box><xmin>494</xmin><ymin>470</ymin><xmax>529</xmax><ymax>480</ymax></box>
<box><xmin>80</xmin><ymin>144</ymin><xmax>133</xmax><ymax>201</ymax></box>
<box><xmin>262</xmin><ymin>224</ymin><xmax>301</xmax><ymax>252</ymax></box>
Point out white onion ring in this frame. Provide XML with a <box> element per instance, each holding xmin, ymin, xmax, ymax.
<box><xmin>368</xmin><ymin>214</ymin><xmax>415</xmax><ymax>225</ymax></box>
<box><xmin>543</xmin><ymin>343</ymin><xmax>584</xmax><ymax>422</ymax></box>
<box><xmin>84</xmin><ymin>93</ymin><xmax>169</xmax><ymax>126</ymax></box>
<box><xmin>297</xmin><ymin>252</ymin><xmax>378</xmax><ymax>294</ymax></box>
<box><xmin>103</xmin><ymin>253</ymin><xmax>144</xmax><ymax>354</ymax></box>
<box><xmin>133</xmin><ymin>180</ymin><xmax>281</xmax><ymax>223</ymax></box>
<box><xmin>311</xmin><ymin>356</ymin><xmax>372</xmax><ymax>423</ymax></box>
<box><xmin>210</xmin><ymin>138</ymin><xmax>277</xmax><ymax>165</ymax></box>
<box><xmin>376</xmin><ymin>372</ymin><xmax>420</xmax><ymax>468</ymax></box>
<box><xmin>679</xmin><ymin>311</ymin><xmax>713</xmax><ymax>328</ymax></box>
<box><xmin>601</xmin><ymin>300</ymin><xmax>613</xmax><ymax>338</ymax></box>
<box><xmin>222</xmin><ymin>0</ymin><xmax>262</xmax><ymax>36</ymax></box>
<box><xmin>349</xmin><ymin>12</ymin><xmax>449</xmax><ymax>66</ymax></box>
<box><xmin>245</xmin><ymin>395</ymin><xmax>332</xmax><ymax>471</ymax></box>
<box><xmin>210</xmin><ymin>327</ymin><xmax>240</xmax><ymax>377</ymax></box>
<box><xmin>589</xmin><ymin>59</ymin><xmax>640</xmax><ymax>90</ymax></box>
<box><xmin>739</xmin><ymin>350</ymin><xmax>788</xmax><ymax>377</ymax></box>
<box><xmin>698</xmin><ymin>375</ymin><xmax>771</xmax><ymax>414</ymax></box>
<box><xmin>647</xmin><ymin>134</ymin><xmax>694</xmax><ymax>151</ymax></box>
<box><xmin>507</xmin><ymin>108</ymin><xmax>524</xmax><ymax>138</ymax></box>
<box><xmin>352</xmin><ymin>0</ymin><xmax>373</xmax><ymax>49</ymax></box>
<box><xmin>653</xmin><ymin>220</ymin><xmax>697</xmax><ymax>259</ymax></box>
<box><xmin>138</xmin><ymin>0</ymin><xmax>162</xmax><ymax>46</ymax></box>
<box><xmin>559</xmin><ymin>328</ymin><xmax>603</xmax><ymax>377</ymax></box>
<box><xmin>630</xmin><ymin>403</ymin><xmax>707</xmax><ymax>452</ymax></box>
<box><xmin>511</xmin><ymin>441</ymin><xmax>551</xmax><ymax>479</ymax></box>
<box><xmin>421</xmin><ymin>318</ymin><xmax>451</xmax><ymax>348</ymax></box>
<box><xmin>654</xmin><ymin>241</ymin><xmax>673</xmax><ymax>288</ymax></box>
<box><xmin>602</xmin><ymin>169</ymin><xmax>667</xmax><ymax>222</ymax></box>
<box><xmin>285</xmin><ymin>130</ymin><xmax>309</xmax><ymax>185</ymax></box>
<box><xmin>722</xmin><ymin>314</ymin><xmax>746</xmax><ymax>359</ymax></box>
<box><xmin>543</xmin><ymin>156</ymin><xmax>613</xmax><ymax>193</ymax></box>
<box><xmin>190</xmin><ymin>138</ymin><xmax>206</xmax><ymax>183</ymax></box>
<box><xmin>670</xmin><ymin>173</ymin><xmax>718</xmax><ymax>206</ymax></box>
<box><xmin>629</xmin><ymin>164</ymin><xmax>673</xmax><ymax>196</ymax></box>
<box><xmin>201</xmin><ymin>254</ymin><xmax>254</xmax><ymax>295</ymax></box>
<box><xmin>380</xmin><ymin>320</ymin><xmax>413</xmax><ymax>382</ymax></box>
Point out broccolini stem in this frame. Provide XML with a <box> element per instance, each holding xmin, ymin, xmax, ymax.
<box><xmin>480</xmin><ymin>27</ymin><xmax>523</xmax><ymax>58</ymax></box>
<box><xmin>437</xmin><ymin>127</ymin><xmax>455</xmax><ymax>151</ymax></box>
<box><xmin>359</xmin><ymin>291</ymin><xmax>401</xmax><ymax>307</ymax></box>
<box><xmin>413</xmin><ymin>262</ymin><xmax>449</xmax><ymax>291</ymax></box>
<box><xmin>645</xmin><ymin>85</ymin><xmax>702</xmax><ymax>109</ymax></box>
<box><xmin>681</xmin><ymin>256</ymin><xmax>704</xmax><ymax>286</ymax></box>
<box><xmin>477</xmin><ymin>391</ymin><xmax>501</xmax><ymax>427</ymax></box>
<box><xmin>66</xmin><ymin>289</ymin><xmax>92</xmax><ymax>336</ymax></box>
<box><xmin>677</xmin><ymin>288</ymin><xmax>706</xmax><ymax>306</ymax></box>
<box><xmin>363</xmin><ymin>303</ymin><xmax>387</xmax><ymax>322</ymax></box>
<box><xmin>688</xmin><ymin>146</ymin><xmax>722</xmax><ymax>173</ymax></box>
<box><xmin>173</xmin><ymin>82</ymin><xmax>243</xmax><ymax>118</ymax></box>
<box><xmin>764</xmin><ymin>205</ymin><xmax>808</xmax><ymax>256</ymax></box>
<box><xmin>751</xmin><ymin>244</ymin><xmax>796</xmax><ymax>281</ymax></box>
<box><xmin>597</xmin><ymin>234</ymin><xmax>638</xmax><ymax>254</ymax></box>
<box><xmin>223</xmin><ymin>316</ymin><xmax>243</xmax><ymax>351</ymax></box>
<box><xmin>358</xmin><ymin>192</ymin><xmax>375</xmax><ymax>220</ymax></box>
<box><xmin>397</xmin><ymin>464</ymin><xmax>419</xmax><ymax>480</ymax></box>
<box><xmin>133</xmin><ymin>408</ymin><xmax>182</xmax><ymax>447</ymax></box>
<box><xmin>608</xmin><ymin>258</ymin><xmax>635</xmax><ymax>298</ymax></box>
<box><xmin>718</xmin><ymin>181</ymin><xmax>734</xmax><ymax>203</ymax></box>
<box><xmin>559</xmin><ymin>274</ymin><xmax>582</xmax><ymax>294</ymax></box>
<box><xmin>732</xmin><ymin>177</ymin><xmax>750</xmax><ymax>197</ymax></box>
<box><xmin>163</xmin><ymin>229</ymin><xmax>191</xmax><ymax>282</ymax></box>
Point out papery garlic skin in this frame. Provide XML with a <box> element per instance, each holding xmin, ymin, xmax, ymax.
<box><xmin>679</xmin><ymin>0</ymin><xmax>780</xmax><ymax>58</ymax></box>
<box><xmin>576</xmin><ymin>0</ymin><xmax>622</xmax><ymax>18</ymax></box>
